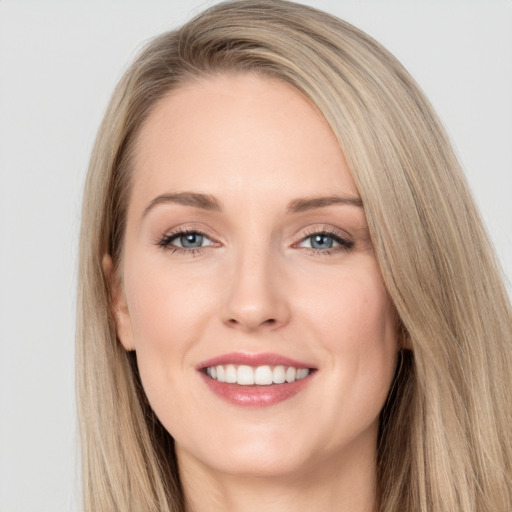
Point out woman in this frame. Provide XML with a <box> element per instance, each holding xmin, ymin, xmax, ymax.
<box><xmin>76</xmin><ymin>1</ymin><xmax>512</xmax><ymax>510</ymax></box>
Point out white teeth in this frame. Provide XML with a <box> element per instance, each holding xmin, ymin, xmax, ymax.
<box><xmin>237</xmin><ymin>365</ymin><xmax>255</xmax><ymax>385</ymax></box>
<box><xmin>254</xmin><ymin>365</ymin><xmax>273</xmax><ymax>385</ymax></box>
<box><xmin>285</xmin><ymin>366</ymin><xmax>296</xmax><ymax>383</ymax></box>
<box><xmin>216</xmin><ymin>365</ymin><xmax>225</xmax><ymax>382</ymax></box>
<box><xmin>272</xmin><ymin>365</ymin><xmax>286</xmax><ymax>384</ymax></box>
<box><xmin>205</xmin><ymin>364</ymin><xmax>311</xmax><ymax>385</ymax></box>
<box><xmin>225</xmin><ymin>364</ymin><xmax>237</xmax><ymax>383</ymax></box>
<box><xmin>296</xmin><ymin>368</ymin><xmax>309</xmax><ymax>380</ymax></box>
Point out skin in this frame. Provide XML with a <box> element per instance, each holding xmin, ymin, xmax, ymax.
<box><xmin>107</xmin><ymin>73</ymin><xmax>399</xmax><ymax>512</ymax></box>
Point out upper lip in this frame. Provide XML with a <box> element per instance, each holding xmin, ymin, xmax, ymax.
<box><xmin>196</xmin><ymin>352</ymin><xmax>314</xmax><ymax>370</ymax></box>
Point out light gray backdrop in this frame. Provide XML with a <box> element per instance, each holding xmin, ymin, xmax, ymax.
<box><xmin>0</xmin><ymin>1</ymin><xmax>511</xmax><ymax>511</ymax></box>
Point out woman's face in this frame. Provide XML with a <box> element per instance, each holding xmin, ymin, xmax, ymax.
<box><xmin>112</xmin><ymin>73</ymin><xmax>398</xmax><ymax>480</ymax></box>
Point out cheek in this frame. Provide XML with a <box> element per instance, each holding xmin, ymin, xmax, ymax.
<box><xmin>298</xmin><ymin>261</ymin><xmax>398</xmax><ymax>418</ymax></box>
<box><xmin>301</xmin><ymin>260</ymin><xmax>396</xmax><ymax>350</ymax></box>
<box><xmin>126</xmin><ymin>258</ymin><xmax>215</xmax><ymax>345</ymax></box>
<box><xmin>122</xmin><ymin>259</ymin><xmax>218</xmax><ymax>404</ymax></box>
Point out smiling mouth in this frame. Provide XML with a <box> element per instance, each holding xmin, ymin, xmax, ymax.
<box><xmin>197</xmin><ymin>352</ymin><xmax>316</xmax><ymax>406</ymax></box>
<box><xmin>204</xmin><ymin>364</ymin><xmax>311</xmax><ymax>386</ymax></box>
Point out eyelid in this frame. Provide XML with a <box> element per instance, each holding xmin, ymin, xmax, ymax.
<box><xmin>295</xmin><ymin>225</ymin><xmax>353</xmax><ymax>243</ymax></box>
<box><xmin>170</xmin><ymin>230</ymin><xmax>214</xmax><ymax>248</ymax></box>
<box><xmin>155</xmin><ymin>225</ymin><xmax>221</xmax><ymax>252</ymax></box>
<box><xmin>163</xmin><ymin>223</ymin><xmax>222</xmax><ymax>240</ymax></box>
<box><xmin>292</xmin><ymin>225</ymin><xmax>355</xmax><ymax>254</ymax></box>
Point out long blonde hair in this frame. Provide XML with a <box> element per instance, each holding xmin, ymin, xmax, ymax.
<box><xmin>77</xmin><ymin>1</ymin><xmax>512</xmax><ymax>510</ymax></box>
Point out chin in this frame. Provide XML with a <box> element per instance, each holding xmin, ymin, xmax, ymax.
<box><xmin>175</xmin><ymin>413</ymin><xmax>381</xmax><ymax>485</ymax></box>
<box><xmin>176</xmin><ymin>427</ymin><xmax>316</xmax><ymax>479</ymax></box>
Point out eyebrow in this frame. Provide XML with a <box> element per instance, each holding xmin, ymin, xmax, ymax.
<box><xmin>142</xmin><ymin>191</ymin><xmax>363</xmax><ymax>218</ymax></box>
<box><xmin>286</xmin><ymin>195</ymin><xmax>363</xmax><ymax>213</ymax></box>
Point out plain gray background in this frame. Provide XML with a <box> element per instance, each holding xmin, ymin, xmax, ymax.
<box><xmin>1</xmin><ymin>1</ymin><xmax>511</xmax><ymax>510</ymax></box>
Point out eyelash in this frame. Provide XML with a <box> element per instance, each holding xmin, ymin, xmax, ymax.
<box><xmin>156</xmin><ymin>227</ymin><xmax>209</xmax><ymax>257</ymax></box>
<box><xmin>297</xmin><ymin>227</ymin><xmax>354</xmax><ymax>256</ymax></box>
<box><xmin>156</xmin><ymin>227</ymin><xmax>354</xmax><ymax>257</ymax></box>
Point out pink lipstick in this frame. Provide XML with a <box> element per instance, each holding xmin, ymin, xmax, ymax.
<box><xmin>197</xmin><ymin>352</ymin><xmax>316</xmax><ymax>407</ymax></box>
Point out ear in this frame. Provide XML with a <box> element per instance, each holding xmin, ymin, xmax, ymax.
<box><xmin>102</xmin><ymin>254</ymin><xmax>136</xmax><ymax>351</ymax></box>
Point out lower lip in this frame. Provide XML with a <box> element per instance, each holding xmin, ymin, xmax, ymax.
<box><xmin>199</xmin><ymin>371</ymin><xmax>315</xmax><ymax>407</ymax></box>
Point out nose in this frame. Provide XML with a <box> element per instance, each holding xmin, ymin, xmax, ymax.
<box><xmin>220</xmin><ymin>246</ymin><xmax>291</xmax><ymax>333</ymax></box>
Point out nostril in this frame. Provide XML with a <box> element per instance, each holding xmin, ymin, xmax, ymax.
<box><xmin>225</xmin><ymin>317</ymin><xmax>278</xmax><ymax>329</ymax></box>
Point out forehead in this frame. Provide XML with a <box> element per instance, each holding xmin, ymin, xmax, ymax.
<box><xmin>130</xmin><ymin>73</ymin><xmax>358</xmax><ymax>208</ymax></box>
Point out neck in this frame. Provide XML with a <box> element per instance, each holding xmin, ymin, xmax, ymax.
<box><xmin>178</xmin><ymin>437</ymin><xmax>378</xmax><ymax>512</ymax></box>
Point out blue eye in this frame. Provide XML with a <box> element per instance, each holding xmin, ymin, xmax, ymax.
<box><xmin>177</xmin><ymin>233</ymin><xmax>206</xmax><ymax>248</ymax></box>
<box><xmin>309</xmin><ymin>234</ymin><xmax>335</xmax><ymax>249</ymax></box>
<box><xmin>158</xmin><ymin>230</ymin><xmax>214</xmax><ymax>252</ymax></box>
<box><xmin>298</xmin><ymin>231</ymin><xmax>354</xmax><ymax>253</ymax></box>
